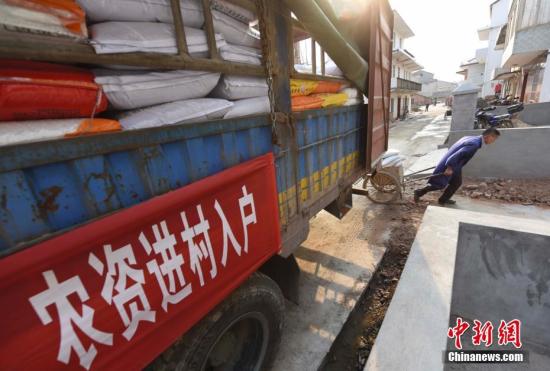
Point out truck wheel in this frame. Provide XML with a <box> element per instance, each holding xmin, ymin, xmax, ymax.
<box><xmin>148</xmin><ymin>272</ymin><xmax>285</xmax><ymax>371</ymax></box>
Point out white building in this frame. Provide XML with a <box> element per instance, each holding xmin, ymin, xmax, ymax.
<box><xmin>477</xmin><ymin>0</ymin><xmax>512</xmax><ymax>97</ymax></box>
<box><xmin>413</xmin><ymin>70</ymin><xmax>458</xmax><ymax>102</ymax></box>
<box><xmin>390</xmin><ymin>10</ymin><xmax>423</xmax><ymax>120</ymax></box>
<box><xmin>457</xmin><ymin>48</ymin><xmax>488</xmax><ymax>92</ymax></box>
<box><xmin>499</xmin><ymin>0</ymin><xmax>550</xmax><ymax>102</ymax></box>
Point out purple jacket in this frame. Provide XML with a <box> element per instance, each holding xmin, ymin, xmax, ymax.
<box><xmin>429</xmin><ymin>135</ymin><xmax>483</xmax><ymax>188</ymax></box>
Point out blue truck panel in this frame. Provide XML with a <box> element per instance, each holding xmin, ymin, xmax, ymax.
<box><xmin>0</xmin><ymin>105</ymin><xmax>365</xmax><ymax>253</ymax></box>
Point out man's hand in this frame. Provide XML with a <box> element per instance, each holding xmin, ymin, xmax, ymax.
<box><xmin>444</xmin><ymin>166</ymin><xmax>453</xmax><ymax>177</ymax></box>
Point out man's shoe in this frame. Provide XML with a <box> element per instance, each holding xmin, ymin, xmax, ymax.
<box><xmin>414</xmin><ymin>190</ymin><xmax>421</xmax><ymax>203</ymax></box>
<box><xmin>438</xmin><ymin>199</ymin><xmax>456</xmax><ymax>205</ymax></box>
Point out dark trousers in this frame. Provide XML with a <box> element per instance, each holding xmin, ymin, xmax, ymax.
<box><xmin>417</xmin><ymin>172</ymin><xmax>462</xmax><ymax>202</ymax></box>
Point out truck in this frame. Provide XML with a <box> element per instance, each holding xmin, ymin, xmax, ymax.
<box><xmin>0</xmin><ymin>0</ymin><xmax>393</xmax><ymax>370</ymax></box>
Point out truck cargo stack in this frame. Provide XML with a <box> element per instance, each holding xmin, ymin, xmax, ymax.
<box><xmin>0</xmin><ymin>0</ymin><xmax>393</xmax><ymax>370</ymax></box>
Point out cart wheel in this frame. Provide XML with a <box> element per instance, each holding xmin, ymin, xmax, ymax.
<box><xmin>362</xmin><ymin>171</ymin><xmax>401</xmax><ymax>204</ymax></box>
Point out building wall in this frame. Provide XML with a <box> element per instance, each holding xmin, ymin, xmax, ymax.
<box><xmin>413</xmin><ymin>70</ymin><xmax>435</xmax><ymax>84</ymax></box>
<box><xmin>540</xmin><ymin>54</ymin><xmax>550</xmax><ymax>102</ymax></box>
<box><xmin>390</xmin><ymin>93</ymin><xmax>412</xmax><ymax>120</ymax></box>
<box><xmin>391</xmin><ymin>61</ymin><xmax>416</xmax><ymax>81</ymax></box>
<box><xmin>464</xmin><ymin>63</ymin><xmax>486</xmax><ymax>88</ymax></box>
<box><xmin>482</xmin><ymin>0</ymin><xmax>511</xmax><ymax>97</ymax></box>
<box><xmin>448</xmin><ymin>126</ymin><xmax>550</xmax><ymax>179</ymax></box>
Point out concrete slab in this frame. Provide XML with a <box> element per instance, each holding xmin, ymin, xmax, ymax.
<box><xmin>364</xmin><ymin>206</ymin><xmax>550</xmax><ymax>371</ymax></box>
<box><xmin>389</xmin><ymin>105</ymin><xmax>450</xmax><ymax>169</ymax></box>
<box><xmin>270</xmin><ymin>195</ymin><xmax>387</xmax><ymax>371</ymax></box>
<box><xmin>452</xmin><ymin>196</ymin><xmax>550</xmax><ymax>222</ymax></box>
<box><xmin>444</xmin><ymin>223</ymin><xmax>550</xmax><ymax>370</ymax></box>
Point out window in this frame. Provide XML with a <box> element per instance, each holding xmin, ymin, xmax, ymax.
<box><xmin>390</xmin><ymin>98</ymin><xmax>394</xmax><ymax>112</ymax></box>
<box><xmin>398</xmin><ymin>67</ymin><xmax>401</xmax><ymax>78</ymax></box>
<box><xmin>293</xmin><ymin>36</ymin><xmax>341</xmax><ymax>77</ymax></box>
<box><xmin>392</xmin><ymin>65</ymin><xmax>396</xmax><ymax>78</ymax></box>
<box><xmin>496</xmin><ymin>24</ymin><xmax>507</xmax><ymax>48</ymax></box>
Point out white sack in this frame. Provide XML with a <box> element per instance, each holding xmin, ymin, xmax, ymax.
<box><xmin>294</xmin><ymin>61</ymin><xmax>344</xmax><ymax>77</ymax></box>
<box><xmin>94</xmin><ymin>70</ymin><xmax>221</xmax><ymax>109</ymax></box>
<box><xmin>0</xmin><ymin>119</ymin><xmax>82</xmax><ymax>146</ymax></box>
<box><xmin>77</xmin><ymin>0</ymin><xmax>204</xmax><ymax>27</ymax></box>
<box><xmin>325</xmin><ymin>60</ymin><xmax>344</xmax><ymax>77</ymax></box>
<box><xmin>381</xmin><ymin>155</ymin><xmax>406</xmax><ymax>168</ymax></box>
<box><xmin>381</xmin><ymin>149</ymin><xmax>400</xmax><ymax>159</ymax></box>
<box><xmin>344</xmin><ymin>98</ymin><xmax>363</xmax><ymax>106</ymax></box>
<box><xmin>212</xmin><ymin>9</ymin><xmax>260</xmax><ymax>48</ymax></box>
<box><xmin>211</xmin><ymin>75</ymin><xmax>268</xmax><ymax>100</ymax></box>
<box><xmin>211</xmin><ymin>0</ymin><xmax>255</xmax><ymax>24</ymax></box>
<box><xmin>223</xmin><ymin>96</ymin><xmax>269</xmax><ymax>119</ymax></box>
<box><xmin>219</xmin><ymin>44</ymin><xmax>262</xmax><ymax>65</ymax></box>
<box><xmin>120</xmin><ymin>98</ymin><xmax>233</xmax><ymax>130</ymax></box>
<box><xmin>90</xmin><ymin>22</ymin><xmax>225</xmax><ymax>55</ymax></box>
<box><xmin>341</xmin><ymin>87</ymin><xmax>359</xmax><ymax>99</ymax></box>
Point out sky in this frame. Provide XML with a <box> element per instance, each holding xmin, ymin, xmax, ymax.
<box><xmin>389</xmin><ymin>0</ymin><xmax>494</xmax><ymax>82</ymax></box>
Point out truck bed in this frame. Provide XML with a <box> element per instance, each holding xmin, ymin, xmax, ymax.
<box><xmin>0</xmin><ymin>105</ymin><xmax>365</xmax><ymax>254</ymax></box>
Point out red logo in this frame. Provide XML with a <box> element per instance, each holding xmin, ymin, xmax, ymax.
<box><xmin>447</xmin><ymin>318</ymin><xmax>522</xmax><ymax>349</ymax></box>
<box><xmin>498</xmin><ymin>319</ymin><xmax>522</xmax><ymax>349</ymax></box>
<box><xmin>448</xmin><ymin>317</ymin><xmax>470</xmax><ymax>349</ymax></box>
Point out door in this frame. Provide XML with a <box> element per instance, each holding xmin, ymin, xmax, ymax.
<box><xmin>366</xmin><ymin>0</ymin><xmax>393</xmax><ymax>170</ymax></box>
<box><xmin>397</xmin><ymin>96</ymin><xmax>401</xmax><ymax>118</ymax></box>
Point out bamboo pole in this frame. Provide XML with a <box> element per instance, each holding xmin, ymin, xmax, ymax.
<box><xmin>170</xmin><ymin>0</ymin><xmax>189</xmax><ymax>56</ymax></box>
<box><xmin>202</xmin><ymin>0</ymin><xmax>220</xmax><ymax>59</ymax></box>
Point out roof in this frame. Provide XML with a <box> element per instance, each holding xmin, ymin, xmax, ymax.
<box><xmin>478</xmin><ymin>26</ymin><xmax>491</xmax><ymax>41</ymax></box>
<box><xmin>393</xmin><ymin>10</ymin><xmax>414</xmax><ymax>39</ymax></box>
<box><xmin>493</xmin><ymin>70</ymin><xmax>521</xmax><ymax>81</ymax></box>
<box><xmin>392</xmin><ymin>48</ymin><xmax>423</xmax><ymax>71</ymax></box>
<box><xmin>460</xmin><ymin>58</ymin><xmax>481</xmax><ymax>67</ymax></box>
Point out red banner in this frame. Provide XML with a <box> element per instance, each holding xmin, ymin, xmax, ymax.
<box><xmin>0</xmin><ymin>153</ymin><xmax>281</xmax><ymax>370</ymax></box>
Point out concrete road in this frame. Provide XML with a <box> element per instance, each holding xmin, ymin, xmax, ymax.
<box><xmin>388</xmin><ymin>104</ymin><xmax>450</xmax><ymax>170</ymax></box>
<box><xmin>269</xmin><ymin>196</ymin><xmax>392</xmax><ymax>371</ymax></box>
<box><xmin>269</xmin><ymin>105</ymin><xmax>452</xmax><ymax>371</ymax></box>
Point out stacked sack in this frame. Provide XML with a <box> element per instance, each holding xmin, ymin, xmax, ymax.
<box><xmin>207</xmin><ymin>1</ymin><xmax>269</xmax><ymax>119</ymax></box>
<box><xmin>93</xmin><ymin>69</ymin><xmax>231</xmax><ymax>130</ymax></box>
<box><xmin>0</xmin><ymin>59</ymin><xmax>121</xmax><ymax>146</ymax></box>
<box><xmin>0</xmin><ymin>0</ymin><xmax>88</xmax><ymax>39</ymax></box>
<box><xmin>290</xmin><ymin>79</ymin><xmax>349</xmax><ymax>112</ymax></box>
<box><xmin>75</xmin><ymin>0</ymin><xmax>269</xmax><ymax>129</ymax></box>
<box><xmin>210</xmin><ymin>75</ymin><xmax>270</xmax><ymax>119</ymax></box>
<box><xmin>78</xmin><ymin>0</ymin><xmax>262</xmax><ymax>65</ymax></box>
<box><xmin>72</xmin><ymin>0</ymin><xmax>229</xmax><ymax>129</ymax></box>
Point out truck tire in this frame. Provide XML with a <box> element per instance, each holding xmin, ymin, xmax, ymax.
<box><xmin>148</xmin><ymin>272</ymin><xmax>285</xmax><ymax>371</ymax></box>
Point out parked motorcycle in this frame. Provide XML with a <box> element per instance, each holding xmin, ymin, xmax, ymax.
<box><xmin>474</xmin><ymin>103</ymin><xmax>524</xmax><ymax>129</ymax></box>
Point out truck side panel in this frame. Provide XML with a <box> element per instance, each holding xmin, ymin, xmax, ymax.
<box><xmin>0</xmin><ymin>153</ymin><xmax>281</xmax><ymax>371</ymax></box>
<box><xmin>0</xmin><ymin>118</ymin><xmax>273</xmax><ymax>253</ymax></box>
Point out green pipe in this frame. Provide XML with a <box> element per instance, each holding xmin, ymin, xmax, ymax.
<box><xmin>283</xmin><ymin>0</ymin><xmax>368</xmax><ymax>92</ymax></box>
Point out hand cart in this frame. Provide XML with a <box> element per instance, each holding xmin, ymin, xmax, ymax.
<box><xmin>353</xmin><ymin>163</ymin><xmax>443</xmax><ymax>204</ymax></box>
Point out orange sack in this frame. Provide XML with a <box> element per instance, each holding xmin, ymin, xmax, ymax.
<box><xmin>292</xmin><ymin>95</ymin><xmax>324</xmax><ymax>112</ymax></box>
<box><xmin>5</xmin><ymin>0</ymin><xmax>87</xmax><ymax>36</ymax></box>
<box><xmin>292</xmin><ymin>93</ymin><xmax>348</xmax><ymax>112</ymax></box>
<box><xmin>290</xmin><ymin>79</ymin><xmax>344</xmax><ymax>97</ymax></box>
<box><xmin>65</xmin><ymin>118</ymin><xmax>122</xmax><ymax>137</ymax></box>
<box><xmin>0</xmin><ymin>59</ymin><xmax>108</xmax><ymax>121</ymax></box>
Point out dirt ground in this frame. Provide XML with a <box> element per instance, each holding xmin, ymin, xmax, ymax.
<box><xmin>319</xmin><ymin>198</ymin><xmax>427</xmax><ymax>371</ymax></box>
<box><xmin>319</xmin><ymin>177</ymin><xmax>550</xmax><ymax>371</ymax></box>
<box><xmin>460</xmin><ymin>178</ymin><xmax>550</xmax><ymax>207</ymax></box>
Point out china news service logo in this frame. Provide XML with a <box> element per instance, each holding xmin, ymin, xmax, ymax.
<box><xmin>445</xmin><ymin>318</ymin><xmax>527</xmax><ymax>364</ymax></box>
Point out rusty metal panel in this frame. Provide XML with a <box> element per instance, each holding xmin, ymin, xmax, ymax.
<box><xmin>366</xmin><ymin>0</ymin><xmax>393</xmax><ymax>170</ymax></box>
